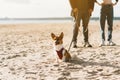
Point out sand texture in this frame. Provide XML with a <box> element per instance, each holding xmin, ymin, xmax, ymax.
<box><xmin>0</xmin><ymin>21</ymin><xmax>120</xmax><ymax>80</ymax></box>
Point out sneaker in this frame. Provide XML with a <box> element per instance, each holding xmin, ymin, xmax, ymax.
<box><xmin>99</xmin><ymin>43</ymin><xmax>105</xmax><ymax>47</ymax></box>
<box><xmin>84</xmin><ymin>42</ymin><xmax>92</xmax><ymax>47</ymax></box>
<box><xmin>106</xmin><ymin>41</ymin><xmax>116</xmax><ymax>46</ymax></box>
<box><xmin>73</xmin><ymin>45</ymin><xmax>77</xmax><ymax>48</ymax></box>
<box><xmin>99</xmin><ymin>40</ymin><xmax>105</xmax><ymax>47</ymax></box>
<box><xmin>73</xmin><ymin>41</ymin><xmax>77</xmax><ymax>48</ymax></box>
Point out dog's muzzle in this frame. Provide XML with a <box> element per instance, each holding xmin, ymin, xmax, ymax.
<box><xmin>55</xmin><ymin>40</ymin><xmax>60</xmax><ymax>45</ymax></box>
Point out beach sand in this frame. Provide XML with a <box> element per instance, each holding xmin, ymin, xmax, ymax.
<box><xmin>0</xmin><ymin>21</ymin><xmax>120</xmax><ymax>80</ymax></box>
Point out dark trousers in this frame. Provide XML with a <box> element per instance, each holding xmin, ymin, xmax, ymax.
<box><xmin>100</xmin><ymin>5</ymin><xmax>113</xmax><ymax>41</ymax></box>
<box><xmin>73</xmin><ymin>11</ymin><xmax>90</xmax><ymax>43</ymax></box>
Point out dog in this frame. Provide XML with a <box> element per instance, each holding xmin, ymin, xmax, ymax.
<box><xmin>51</xmin><ymin>32</ymin><xmax>71</xmax><ymax>62</ymax></box>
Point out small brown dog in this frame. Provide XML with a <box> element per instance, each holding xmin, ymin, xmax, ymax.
<box><xmin>51</xmin><ymin>32</ymin><xmax>71</xmax><ymax>62</ymax></box>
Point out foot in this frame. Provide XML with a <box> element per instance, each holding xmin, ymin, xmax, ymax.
<box><xmin>99</xmin><ymin>43</ymin><xmax>105</xmax><ymax>47</ymax></box>
<box><xmin>83</xmin><ymin>42</ymin><xmax>92</xmax><ymax>47</ymax></box>
<box><xmin>73</xmin><ymin>41</ymin><xmax>77</xmax><ymax>48</ymax></box>
<box><xmin>73</xmin><ymin>45</ymin><xmax>77</xmax><ymax>48</ymax></box>
<box><xmin>106</xmin><ymin>41</ymin><xmax>116</xmax><ymax>46</ymax></box>
<box><xmin>99</xmin><ymin>40</ymin><xmax>105</xmax><ymax>47</ymax></box>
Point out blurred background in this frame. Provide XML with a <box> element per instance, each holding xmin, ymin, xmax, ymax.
<box><xmin>0</xmin><ymin>0</ymin><xmax>119</xmax><ymax>19</ymax></box>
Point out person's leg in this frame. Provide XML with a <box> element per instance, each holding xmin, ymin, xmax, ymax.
<box><xmin>72</xmin><ymin>12</ymin><xmax>81</xmax><ymax>48</ymax></box>
<box><xmin>82</xmin><ymin>13</ymin><xmax>89</xmax><ymax>42</ymax></box>
<box><xmin>82</xmin><ymin>12</ymin><xmax>92</xmax><ymax>47</ymax></box>
<box><xmin>106</xmin><ymin>5</ymin><xmax>115</xmax><ymax>46</ymax></box>
<box><xmin>100</xmin><ymin>6</ymin><xmax>106</xmax><ymax>46</ymax></box>
<box><xmin>107</xmin><ymin>5</ymin><xmax>113</xmax><ymax>41</ymax></box>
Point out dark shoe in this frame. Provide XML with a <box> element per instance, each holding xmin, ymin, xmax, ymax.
<box><xmin>73</xmin><ymin>41</ymin><xmax>77</xmax><ymax>48</ymax></box>
<box><xmin>73</xmin><ymin>45</ymin><xmax>77</xmax><ymax>48</ymax></box>
<box><xmin>84</xmin><ymin>42</ymin><xmax>92</xmax><ymax>47</ymax></box>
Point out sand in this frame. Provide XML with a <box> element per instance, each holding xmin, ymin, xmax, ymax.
<box><xmin>0</xmin><ymin>21</ymin><xmax>120</xmax><ymax>80</ymax></box>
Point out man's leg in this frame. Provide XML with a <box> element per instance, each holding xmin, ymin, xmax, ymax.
<box><xmin>72</xmin><ymin>13</ymin><xmax>81</xmax><ymax>48</ymax></box>
<box><xmin>107</xmin><ymin>6</ymin><xmax>113</xmax><ymax>41</ymax></box>
<box><xmin>82</xmin><ymin>13</ymin><xmax>92</xmax><ymax>47</ymax></box>
<box><xmin>107</xmin><ymin>6</ymin><xmax>115</xmax><ymax>46</ymax></box>
<box><xmin>100</xmin><ymin>6</ymin><xmax>106</xmax><ymax>46</ymax></box>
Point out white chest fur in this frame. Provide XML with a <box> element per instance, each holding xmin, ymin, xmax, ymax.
<box><xmin>54</xmin><ymin>44</ymin><xmax>66</xmax><ymax>59</ymax></box>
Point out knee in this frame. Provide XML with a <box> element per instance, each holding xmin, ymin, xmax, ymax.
<box><xmin>83</xmin><ymin>26</ymin><xmax>88</xmax><ymax>31</ymax></box>
<box><xmin>74</xmin><ymin>24</ymin><xmax>79</xmax><ymax>29</ymax></box>
<box><xmin>75</xmin><ymin>22</ymin><xmax>80</xmax><ymax>27</ymax></box>
<box><xmin>83</xmin><ymin>23</ymin><xmax>88</xmax><ymax>28</ymax></box>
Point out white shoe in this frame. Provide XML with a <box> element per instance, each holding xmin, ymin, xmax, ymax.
<box><xmin>99</xmin><ymin>43</ymin><xmax>105</xmax><ymax>47</ymax></box>
<box><xmin>106</xmin><ymin>41</ymin><xmax>116</xmax><ymax>46</ymax></box>
<box><xmin>99</xmin><ymin>40</ymin><xmax>105</xmax><ymax>47</ymax></box>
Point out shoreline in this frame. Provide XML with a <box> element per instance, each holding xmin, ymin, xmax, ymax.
<box><xmin>0</xmin><ymin>20</ymin><xmax>120</xmax><ymax>25</ymax></box>
<box><xmin>0</xmin><ymin>20</ymin><xmax>119</xmax><ymax>25</ymax></box>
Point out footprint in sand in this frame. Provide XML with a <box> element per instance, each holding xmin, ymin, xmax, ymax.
<box><xmin>113</xmin><ymin>69</ymin><xmax>120</xmax><ymax>75</ymax></box>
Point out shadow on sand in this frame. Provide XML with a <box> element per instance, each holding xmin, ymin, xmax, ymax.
<box><xmin>69</xmin><ymin>56</ymin><xmax>120</xmax><ymax>68</ymax></box>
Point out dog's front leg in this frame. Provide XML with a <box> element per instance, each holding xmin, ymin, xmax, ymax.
<box><xmin>56</xmin><ymin>57</ymin><xmax>63</xmax><ymax>64</ymax></box>
<box><xmin>56</xmin><ymin>57</ymin><xmax>59</xmax><ymax>63</ymax></box>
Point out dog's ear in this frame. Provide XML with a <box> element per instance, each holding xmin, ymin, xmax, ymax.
<box><xmin>51</xmin><ymin>33</ymin><xmax>56</xmax><ymax>40</ymax></box>
<box><xmin>59</xmin><ymin>32</ymin><xmax>64</xmax><ymax>40</ymax></box>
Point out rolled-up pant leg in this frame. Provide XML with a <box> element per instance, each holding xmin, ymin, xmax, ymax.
<box><xmin>82</xmin><ymin>13</ymin><xmax>90</xmax><ymax>42</ymax></box>
<box><xmin>72</xmin><ymin>13</ymin><xmax>81</xmax><ymax>43</ymax></box>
